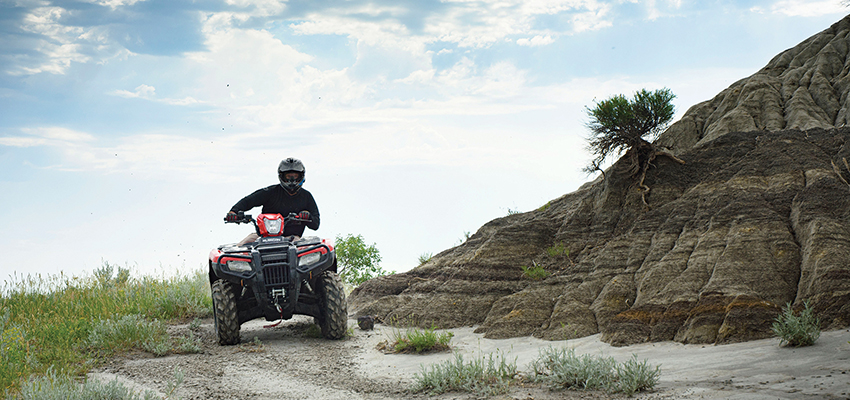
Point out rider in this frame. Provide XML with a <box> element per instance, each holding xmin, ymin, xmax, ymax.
<box><xmin>226</xmin><ymin>157</ymin><xmax>320</xmax><ymax>245</ymax></box>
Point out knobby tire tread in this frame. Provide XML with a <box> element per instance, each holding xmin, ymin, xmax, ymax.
<box><xmin>212</xmin><ymin>279</ymin><xmax>240</xmax><ymax>345</ymax></box>
<box><xmin>318</xmin><ymin>271</ymin><xmax>347</xmax><ymax>340</ymax></box>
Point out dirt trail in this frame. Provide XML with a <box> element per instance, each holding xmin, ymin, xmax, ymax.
<box><xmin>89</xmin><ymin>317</ymin><xmax>850</xmax><ymax>400</ymax></box>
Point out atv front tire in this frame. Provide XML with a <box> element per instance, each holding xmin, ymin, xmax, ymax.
<box><xmin>317</xmin><ymin>271</ymin><xmax>347</xmax><ymax>339</ymax></box>
<box><xmin>212</xmin><ymin>279</ymin><xmax>240</xmax><ymax>345</ymax></box>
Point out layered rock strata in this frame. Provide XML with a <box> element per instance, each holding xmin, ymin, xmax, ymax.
<box><xmin>350</xmin><ymin>15</ymin><xmax>850</xmax><ymax>345</ymax></box>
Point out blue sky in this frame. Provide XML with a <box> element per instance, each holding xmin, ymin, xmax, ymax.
<box><xmin>0</xmin><ymin>0</ymin><xmax>847</xmax><ymax>280</ymax></box>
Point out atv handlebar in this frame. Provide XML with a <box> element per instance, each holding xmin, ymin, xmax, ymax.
<box><xmin>224</xmin><ymin>211</ymin><xmax>253</xmax><ymax>224</ymax></box>
<box><xmin>224</xmin><ymin>211</ymin><xmax>312</xmax><ymax>225</ymax></box>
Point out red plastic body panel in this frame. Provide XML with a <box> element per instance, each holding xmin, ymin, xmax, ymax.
<box><xmin>209</xmin><ymin>249</ymin><xmax>222</xmax><ymax>263</ymax></box>
<box><xmin>257</xmin><ymin>213</ymin><xmax>285</xmax><ymax>236</ymax></box>
<box><xmin>297</xmin><ymin>247</ymin><xmax>328</xmax><ymax>257</ymax></box>
<box><xmin>220</xmin><ymin>255</ymin><xmax>251</xmax><ymax>264</ymax></box>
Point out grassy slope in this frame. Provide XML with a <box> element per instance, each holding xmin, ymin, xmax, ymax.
<box><xmin>0</xmin><ymin>264</ymin><xmax>211</xmax><ymax>395</ymax></box>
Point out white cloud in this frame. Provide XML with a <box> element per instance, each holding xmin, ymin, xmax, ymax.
<box><xmin>430</xmin><ymin>0</ymin><xmax>611</xmax><ymax>45</ymax></box>
<box><xmin>393</xmin><ymin>57</ymin><xmax>529</xmax><ymax>100</ymax></box>
<box><xmin>291</xmin><ymin>16</ymin><xmax>417</xmax><ymax>50</ymax></box>
<box><xmin>112</xmin><ymin>84</ymin><xmax>156</xmax><ymax>99</ymax></box>
<box><xmin>19</xmin><ymin>7</ymin><xmax>89</xmax><ymax>71</ymax></box>
<box><xmin>8</xmin><ymin>6</ymin><xmax>120</xmax><ymax>75</ymax></box>
<box><xmin>224</xmin><ymin>0</ymin><xmax>287</xmax><ymax>16</ymax></box>
<box><xmin>517</xmin><ymin>35</ymin><xmax>555</xmax><ymax>46</ymax></box>
<box><xmin>110</xmin><ymin>84</ymin><xmax>202</xmax><ymax>106</ymax></box>
<box><xmin>0</xmin><ymin>126</ymin><xmax>93</xmax><ymax>149</ymax></box>
<box><xmin>0</xmin><ymin>137</ymin><xmax>47</xmax><ymax>147</ymax></box>
<box><xmin>761</xmin><ymin>1</ymin><xmax>846</xmax><ymax>17</ymax></box>
<box><xmin>162</xmin><ymin>97</ymin><xmax>202</xmax><ymax>106</ymax></box>
<box><xmin>288</xmin><ymin>0</ymin><xmax>609</xmax><ymax>51</ymax></box>
<box><xmin>23</xmin><ymin>127</ymin><xmax>95</xmax><ymax>142</ymax></box>
<box><xmin>180</xmin><ymin>17</ymin><xmax>382</xmax><ymax>129</ymax></box>
<box><xmin>570</xmin><ymin>7</ymin><xmax>613</xmax><ymax>32</ymax></box>
<box><xmin>8</xmin><ymin>1</ymin><xmax>51</xmax><ymax>6</ymax></box>
<box><xmin>396</xmin><ymin>69</ymin><xmax>436</xmax><ymax>85</ymax></box>
<box><xmin>642</xmin><ymin>0</ymin><xmax>684</xmax><ymax>21</ymax></box>
<box><xmin>81</xmin><ymin>0</ymin><xmax>148</xmax><ymax>9</ymax></box>
<box><xmin>473</xmin><ymin>62</ymin><xmax>528</xmax><ymax>97</ymax></box>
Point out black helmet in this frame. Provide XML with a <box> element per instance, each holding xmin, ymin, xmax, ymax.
<box><xmin>278</xmin><ymin>157</ymin><xmax>305</xmax><ymax>194</ymax></box>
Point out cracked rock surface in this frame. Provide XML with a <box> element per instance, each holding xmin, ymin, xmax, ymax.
<box><xmin>657</xmin><ymin>14</ymin><xmax>850</xmax><ymax>154</ymax></box>
<box><xmin>350</xmin><ymin>13</ymin><xmax>850</xmax><ymax>347</ymax></box>
<box><xmin>352</xmin><ymin>127</ymin><xmax>850</xmax><ymax>346</ymax></box>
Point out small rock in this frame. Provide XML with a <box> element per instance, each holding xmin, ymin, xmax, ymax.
<box><xmin>357</xmin><ymin>316</ymin><xmax>374</xmax><ymax>330</ymax></box>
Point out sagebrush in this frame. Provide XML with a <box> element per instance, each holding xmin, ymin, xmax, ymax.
<box><xmin>772</xmin><ymin>301</ymin><xmax>820</xmax><ymax>347</ymax></box>
<box><xmin>529</xmin><ymin>347</ymin><xmax>660</xmax><ymax>395</ymax></box>
<box><xmin>413</xmin><ymin>351</ymin><xmax>518</xmax><ymax>395</ymax></box>
<box><xmin>414</xmin><ymin>346</ymin><xmax>660</xmax><ymax>396</ymax></box>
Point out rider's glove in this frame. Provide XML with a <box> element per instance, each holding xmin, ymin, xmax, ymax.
<box><xmin>225</xmin><ymin>211</ymin><xmax>240</xmax><ymax>222</ymax></box>
<box><xmin>299</xmin><ymin>210</ymin><xmax>310</xmax><ymax>220</ymax></box>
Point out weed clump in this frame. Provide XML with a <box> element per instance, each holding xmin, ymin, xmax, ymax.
<box><xmin>521</xmin><ymin>263</ymin><xmax>549</xmax><ymax>280</ymax></box>
<box><xmin>88</xmin><ymin>314</ymin><xmax>202</xmax><ymax>357</ymax></box>
<box><xmin>529</xmin><ymin>347</ymin><xmax>660</xmax><ymax>395</ymax></box>
<box><xmin>382</xmin><ymin>325</ymin><xmax>453</xmax><ymax>354</ymax></box>
<box><xmin>413</xmin><ymin>351</ymin><xmax>518</xmax><ymax>395</ymax></box>
<box><xmin>13</xmin><ymin>366</ymin><xmax>184</xmax><ymax>400</ymax></box>
<box><xmin>417</xmin><ymin>252</ymin><xmax>433</xmax><ymax>265</ymax></box>
<box><xmin>88</xmin><ymin>314</ymin><xmax>170</xmax><ymax>356</ymax></box>
<box><xmin>772</xmin><ymin>301</ymin><xmax>820</xmax><ymax>347</ymax></box>
<box><xmin>545</xmin><ymin>243</ymin><xmax>568</xmax><ymax>258</ymax></box>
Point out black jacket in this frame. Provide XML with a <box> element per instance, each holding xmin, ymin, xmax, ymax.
<box><xmin>230</xmin><ymin>185</ymin><xmax>320</xmax><ymax>237</ymax></box>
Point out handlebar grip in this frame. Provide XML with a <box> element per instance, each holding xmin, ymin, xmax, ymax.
<box><xmin>224</xmin><ymin>211</ymin><xmax>251</xmax><ymax>223</ymax></box>
<box><xmin>285</xmin><ymin>212</ymin><xmax>312</xmax><ymax>224</ymax></box>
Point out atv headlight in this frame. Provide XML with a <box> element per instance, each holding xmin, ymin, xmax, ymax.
<box><xmin>264</xmin><ymin>218</ymin><xmax>282</xmax><ymax>235</ymax></box>
<box><xmin>222</xmin><ymin>245</ymin><xmax>249</xmax><ymax>252</ymax></box>
<box><xmin>298</xmin><ymin>252</ymin><xmax>321</xmax><ymax>267</ymax></box>
<box><xmin>227</xmin><ymin>260</ymin><xmax>252</xmax><ymax>272</ymax></box>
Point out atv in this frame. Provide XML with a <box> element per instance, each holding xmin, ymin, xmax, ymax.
<box><xmin>208</xmin><ymin>211</ymin><xmax>347</xmax><ymax>345</ymax></box>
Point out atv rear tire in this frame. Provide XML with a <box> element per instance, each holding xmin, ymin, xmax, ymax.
<box><xmin>317</xmin><ymin>271</ymin><xmax>347</xmax><ymax>339</ymax></box>
<box><xmin>212</xmin><ymin>279</ymin><xmax>240</xmax><ymax>345</ymax></box>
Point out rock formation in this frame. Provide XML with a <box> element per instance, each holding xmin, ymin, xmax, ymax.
<box><xmin>657</xmin><ymin>14</ymin><xmax>850</xmax><ymax>153</ymax></box>
<box><xmin>349</xmin><ymin>16</ymin><xmax>850</xmax><ymax>345</ymax></box>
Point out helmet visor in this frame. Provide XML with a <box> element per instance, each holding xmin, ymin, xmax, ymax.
<box><xmin>279</xmin><ymin>171</ymin><xmax>302</xmax><ymax>184</ymax></box>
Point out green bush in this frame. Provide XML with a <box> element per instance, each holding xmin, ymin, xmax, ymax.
<box><xmin>93</xmin><ymin>262</ymin><xmax>131</xmax><ymax>289</ymax></box>
<box><xmin>545</xmin><ymin>243</ymin><xmax>568</xmax><ymax>258</ymax></box>
<box><xmin>772</xmin><ymin>301</ymin><xmax>820</xmax><ymax>347</ymax></box>
<box><xmin>611</xmin><ymin>355</ymin><xmax>662</xmax><ymax>394</ymax></box>
<box><xmin>529</xmin><ymin>347</ymin><xmax>660</xmax><ymax>395</ymax></box>
<box><xmin>521</xmin><ymin>263</ymin><xmax>549</xmax><ymax>280</ymax></box>
<box><xmin>413</xmin><ymin>351</ymin><xmax>518</xmax><ymax>395</ymax></box>
<box><xmin>417</xmin><ymin>252</ymin><xmax>433</xmax><ymax>265</ymax></box>
<box><xmin>584</xmin><ymin>88</ymin><xmax>676</xmax><ymax>174</ymax></box>
<box><xmin>175</xmin><ymin>332</ymin><xmax>202</xmax><ymax>354</ymax></box>
<box><xmin>387</xmin><ymin>326</ymin><xmax>453</xmax><ymax>353</ymax></box>
<box><xmin>335</xmin><ymin>234</ymin><xmax>390</xmax><ymax>286</ymax></box>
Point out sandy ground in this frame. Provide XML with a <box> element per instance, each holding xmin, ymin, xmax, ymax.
<box><xmin>89</xmin><ymin>317</ymin><xmax>850</xmax><ymax>399</ymax></box>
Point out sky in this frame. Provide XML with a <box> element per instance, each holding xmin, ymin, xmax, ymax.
<box><xmin>0</xmin><ymin>0</ymin><xmax>847</xmax><ymax>281</ymax></box>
